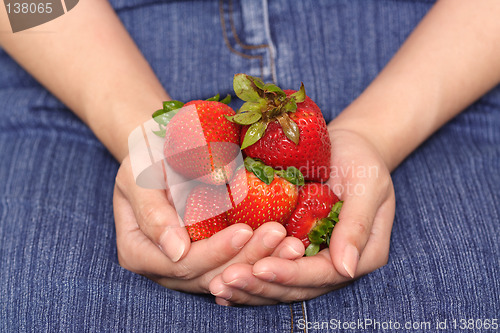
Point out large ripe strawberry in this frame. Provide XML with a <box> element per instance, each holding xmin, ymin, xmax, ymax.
<box><xmin>226</xmin><ymin>157</ymin><xmax>303</xmax><ymax>229</ymax></box>
<box><xmin>227</xmin><ymin>74</ymin><xmax>331</xmax><ymax>182</ymax></box>
<box><xmin>183</xmin><ymin>183</ymin><xmax>231</xmax><ymax>241</ymax></box>
<box><xmin>284</xmin><ymin>182</ymin><xmax>342</xmax><ymax>256</ymax></box>
<box><xmin>153</xmin><ymin>95</ymin><xmax>241</xmax><ymax>185</ymax></box>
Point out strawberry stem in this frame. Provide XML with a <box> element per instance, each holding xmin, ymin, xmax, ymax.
<box><xmin>305</xmin><ymin>200</ymin><xmax>344</xmax><ymax>256</ymax></box>
<box><xmin>232</xmin><ymin>74</ymin><xmax>305</xmax><ymax>148</ymax></box>
<box><xmin>244</xmin><ymin>157</ymin><xmax>304</xmax><ymax>186</ymax></box>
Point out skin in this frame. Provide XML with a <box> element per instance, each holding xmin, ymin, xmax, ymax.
<box><xmin>1</xmin><ymin>0</ymin><xmax>500</xmax><ymax>306</ymax></box>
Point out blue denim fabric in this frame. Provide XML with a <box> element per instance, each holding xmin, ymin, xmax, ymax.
<box><xmin>1</xmin><ymin>0</ymin><xmax>499</xmax><ymax>332</ymax></box>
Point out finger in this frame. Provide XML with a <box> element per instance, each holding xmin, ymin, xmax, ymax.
<box><xmin>212</xmin><ymin>265</ymin><xmax>334</xmax><ymax>305</ymax></box>
<box><xmin>168</xmin><ymin>223</ymin><xmax>254</xmax><ymax>279</ymax></box>
<box><xmin>356</xmin><ymin>189</ymin><xmax>395</xmax><ymax>275</ymax></box>
<box><xmin>251</xmin><ymin>251</ymin><xmax>350</xmax><ymax>288</ymax></box>
<box><xmin>214</xmin><ymin>298</ymin><xmax>234</xmax><ymax>307</ymax></box>
<box><xmin>230</xmin><ymin>222</ymin><xmax>288</xmax><ymax>265</ymax></box>
<box><xmin>328</xmin><ymin>175</ymin><xmax>392</xmax><ymax>278</ymax></box>
<box><xmin>115</xmin><ymin>157</ymin><xmax>190</xmax><ymax>262</ymax></box>
<box><xmin>118</xmin><ymin>217</ymin><xmax>253</xmax><ymax>282</ymax></box>
<box><xmin>114</xmin><ymin>185</ymin><xmax>183</xmax><ymax>276</ymax></box>
<box><xmin>270</xmin><ymin>236</ymin><xmax>305</xmax><ymax>259</ymax></box>
<box><xmin>210</xmin><ymin>274</ymin><xmax>279</xmax><ymax>306</ymax></box>
<box><xmin>154</xmin><ymin>223</ymin><xmax>286</xmax><ymax>293</ymax></box>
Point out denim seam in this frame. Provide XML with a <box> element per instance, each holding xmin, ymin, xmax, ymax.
<box><xmin>289</xmin><ymin>304</ymin><xmax>294</xmax><ymax>333</ymax></box>
<box><xmin>228</xmin><ymin>0</ymin><xmax>268</xmax><ymax>50</ymax></box>
<box><xmin>301</xmin><ymin>301</ymin><xmax>308</xmax><ymax>333</ymax></box>
<box><xmin>219</xmin><ymin>0</ymin><xmax>267</xmax><ymax>79</ymax></box>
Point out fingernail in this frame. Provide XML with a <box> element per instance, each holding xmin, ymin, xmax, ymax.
<box><xmin>231</xmin><ymin>229</ymin><xmax>253</xmax><ymax>250</ymax></box>
<box><xmin>159</xmin><ymin>227</ymin><xmax>185</xmax><ymax>263</ymax></box>
<box><xmin>263</xmin><ymin>230</ymin><xmax>285</xmax><ymax>249</ymax></box>
<box><xmin>225</xmin><ymin>278</ymin><xmax>248</xmax><ymax>289</ymax></box>
<box><xmin>211</xmin><ymin>287</ymin><xmax>232</xmax><ymax>300</ymax></box>
<box><xmin>342</xmin><ymin>244</ymin><xmax>359</xmax><ymax>278</ymax></box>
<box><xmin>253</xmin><ymin>271</ymin><xmax>276</xmax><ymax>282</ymax></box>
<box><xmin>216</xmin><ymin>298</ymin><xmax>232</xmax><ymax>307</ymax></box>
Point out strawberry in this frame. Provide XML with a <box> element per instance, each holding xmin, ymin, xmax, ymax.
<box><xmin>284</xmin><ymin>182</ymin><xmax>342</xmax><ymax>256</ymax></box>
<box><xmin>226</xmin><ymin>157</ymin><xmax>303</xmax><ymax>229</ymax></box>
<box><xmin>183</xmin><ymin>183</ymin><xmax>231</xmax><ymax>241</ymax></box>
<box><xmin>152</xmin><ymin>95</ymin><xmax>241</xmax><ymax>185</ymax></box>
<box><xmin>227</xmin><ymin>74</ymin><xmax>331</xmax><ymax>182</ymax></box>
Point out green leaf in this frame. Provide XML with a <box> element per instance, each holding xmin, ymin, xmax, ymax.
<box><xmin>251</xmin><ymin>76</ymin><xmax>265</xmax><ymax>90</ymax></box>
<box><xmin>244</xmin><ymin>157</ymin><xmax>275</xmax><ymax>185</ymax></box>
<box><xmin>275</xmin><ymin>166</ymin><xmax>305</xmax><ymax>186</ymax></box>
<box><xmin>233</xmin><ymin>74</ymin><xmax>262</xmax><ymax>102</ymax></box>
<box><xmin>152</xmin><ymin>108</ymin><xmax>167</xmax><ymax>119</ymax></box>
<box><xmin>220</xmin><ymin>94</ymin><xmax>231</xmax><ymax>105</ymax></box>
<box><xmin>328</xmin><ymin>201</ymin><xmax>343</xmax><ymax>221</ymax></box>
<box><xmin>152</xmin><ymin>128</ymin><xmax>166</xmax><ymax>138</ymax></box>
<box><xmin>283</xmin><ymin>98</ymin><xmax>297</xmax><ymax>113</ymax></box>
<box><xmin>153</xmin><ymin>108</ymin><xmax>181</xmax><ymax>126</ymax></box>
<box><xmin>277</xmin><ymin>114</ymin><xmax>300</xmax><ymax>145</ymax></box>
<box><xmin>289</xmin><ymin>82</ymin><xmax>306</xmax><ymax>103</ymax></box>
<box><xmin>263</xmin><ymin>83</ymin><xmax>286</xmax><ymax>98</ymax></box>
<box><xmin>240</xmin><ymin>121</ymin><xmax>267</xmax><ymax>149</ymax></box>
<box><xmin>232</xmin><ymin>111</ymin><xmax>262</xmax><ymax>125</ymax></box>
<box><xmin>224</xmin><ymin>114</ymin><xmax>235</xmax><ymax>123</ymax></box>
<box><xmin>305</xmin><ymin>243</ymin><xmax>320</xmax><ymax>257</ymax></box>
<box><xmin>308</xmin><ymin>218</ymin><xmax>335</xmax><ymax>245</ymax></box>
<box><xmin>238</xmin><ymin>100</ymin><xmax>266</xmax><ymax>113</ymax></box>
<box><xmin>206</xmin><ymin>94</ymin><xmax>220</xmax><ymax>102</ymax></box>
<box><xmin>163</xmin><ymin>100</ymin><xmax>184</xmax><ymax>111</ymax></box>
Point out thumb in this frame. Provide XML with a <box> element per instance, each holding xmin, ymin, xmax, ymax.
<box><xmin>329</xmin><ymin>182</ymin><xmax>380</xmax><ymax>278</ymax></box>
<box><xmin>116</xmin><ymin>157</ymin><xmax>191</xmax><ymax>262</ymax></box>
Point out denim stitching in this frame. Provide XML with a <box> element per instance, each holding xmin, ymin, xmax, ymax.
<box><xmin>219</xmin><ymin>0</ymin><xmax>272</xmax><ymax>79</ymax></box>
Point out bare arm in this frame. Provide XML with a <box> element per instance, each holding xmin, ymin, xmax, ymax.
<box><xmin>210</xmin><ymin>0</ymin><xmax>500</xmax><ymax>306</ymax></box>
<box><xmin>0</xmin><ymin>0</ymin><xmax>298</xmax><ymax>294</ymax></box>
<box><xmin>329</xmin><ymin>0</ymin><xmax>500</xmax><ymax>170</ymax></box>
<box><xmin>0</xmin><ymin>0</ymin><xmax>168</xmax><ymax>161</ymax></box>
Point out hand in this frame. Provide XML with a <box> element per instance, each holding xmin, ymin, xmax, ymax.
<box><xmin>113</xmin><ymin>156</ymin><xmax>304</xmax><ymax>294</ymax></box>
<box><xmin>209</xmin><ymin>128</ymin><xmax>395</xmax><ymax>305</ymax></box>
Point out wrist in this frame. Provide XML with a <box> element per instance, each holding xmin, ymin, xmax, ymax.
<box><xmin>85</xmin><ymin>89</ymin><xmax>170</xmax><ymax>162</ymax></box>
<box><xmin>327</xmin><ymin>97</ymin><xmax>424</xmax><ymax>172</ymax></box>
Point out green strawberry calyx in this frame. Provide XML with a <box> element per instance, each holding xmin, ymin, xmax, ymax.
<box><xmin>243</xmin><ymin>157</ymin><xmax>305</xmax><ymax>186</ymax></box>
<box><xmin>152</xmin><ymin>94</ymin><xmax>231</xmax><ymax>138</ymax></box>
<box><xmin>304</xmin><ymin>200</ymin><xmax>344</xmax><ymax>257</ymax></box>
<box><xmin>226</xmin><ymin>74</ymin><xmax>306</xmax><ymax>149</ymax></box>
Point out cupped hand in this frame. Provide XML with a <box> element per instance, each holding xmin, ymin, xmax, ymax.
<box><xmin>210</xmin><ymin>128</ymin><xmax>395</xmax><ymax>305</ymax></box>
<box><xmin>113</xmin><ymin>155</ymin><xmax>304</xmax><ymax>294</ymax></box>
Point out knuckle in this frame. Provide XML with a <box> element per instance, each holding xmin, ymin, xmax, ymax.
<box><xmin>170</xmin><ymin>262</ymin><xmax>191</xmax><ymax>279</ymax></box>
<box><xmin>138</xmin><ymin>205</ymin><xmax>166</xmax><ymax>239</ymax></box>
<box><xmin>117</xmin><ymin>249</ymin><xmax>138</xmax><ymax>274</ymax></box>
<box><xmin>141</xmin><ymin>204</ymin><xmax>163</xmax><ymax>226</ymax></box>
<box><xmin>282</xmin><ymin>288</ymin><xmax>308</xmax><ymax>303</ymax></box>
<box><xmin>251</xmin><ymin>282</ymin><xmax>267</xmax><ymax>297</ymax></box>
<box><xmin>353</xmin><ymin>220</ymin><xmax>369</xmax><ymax>236</ymax></box>
<box><xmin>197</xmin><ymin>274</ymin><xmax>214</xmax><ymax>293</ymax></box>
<box><xmin>114</xmin><ymin>166</ymin><xmax>128</xmax><ymax>192</ymax></box>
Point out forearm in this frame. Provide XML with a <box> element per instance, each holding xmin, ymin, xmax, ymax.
<box><xmin>329</xmin><ymin>0</ymin><xmax>500</xmax><ymax>171</ymax></box>
<box><xmin>0</xmin><ymin>0</ymin><xmax>168</xmax><ymax>161</ymax></box>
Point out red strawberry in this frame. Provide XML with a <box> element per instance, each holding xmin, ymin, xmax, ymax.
<box><xmin>228</xmin><ymin>74</ymin><xmax>331</xmax><ymax>182</ymax></box>
<box><xmin>226</xmin><ymin>158</ymin><xmax>303</xmax><ymax>229</ymax></box>
<box><xmin>183</xmin><ymin>183</ymin><xmax>231</xmax><ymax>241</ymax></box>
<box><xmin>154</xmin><ymin>95</ymin><xmax>241</xmax><ymax>185</ymax></box>
<box><xmin>284</xmin><ymin>182</ymin><xmax>342</xmax><ymax>256</ymax></box>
